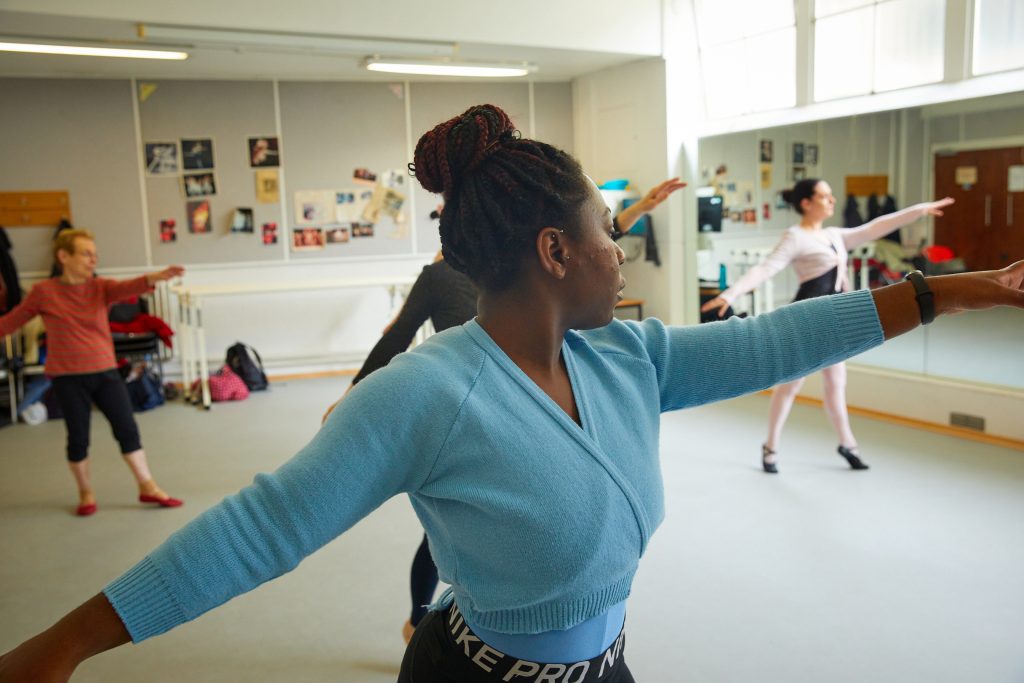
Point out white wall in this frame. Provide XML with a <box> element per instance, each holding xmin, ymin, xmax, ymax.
<box><xmin>572</xmin><ymin>58</ymin><xmax>677</xmax><ymax>321</ymax></box>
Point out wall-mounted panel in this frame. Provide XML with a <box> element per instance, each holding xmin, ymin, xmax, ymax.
<box><xmin>0</xmin><ymin>78</ymin><xmax>145</xmax><ymax>272</ymax></box>
<box><xmin>137</xmin><ymin>79</ymin><xmax>281</xmax><ymax>265</ymax></box>
<box><xmin>278</xmin><ymin>81</ymin><xmax>410</xmax><ymax>261</ymax></box>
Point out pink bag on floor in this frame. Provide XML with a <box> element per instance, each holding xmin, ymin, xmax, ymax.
<box><xmin>192</xmin><ymin>365</ymin><xmax>250</xmax><ymax>402</ymax></box>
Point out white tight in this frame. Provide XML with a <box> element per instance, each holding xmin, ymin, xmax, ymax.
<box><xmin>765</xmin><ymin>361</ymin><xmax>857</xmax><ymax>452</ymax></box>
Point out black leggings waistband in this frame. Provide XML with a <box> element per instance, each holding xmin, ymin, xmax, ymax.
<box><xmin>399</xmin><ymin>601</ymin><xmax>634</xmax><ymax>682</ymax></box>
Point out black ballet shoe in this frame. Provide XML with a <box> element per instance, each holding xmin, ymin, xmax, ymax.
<box><xmin>761</xmin><ymin>444</ymin><xmax>778</xmax><ymax>474</ymax></box>
<box><xmin>837</xmin><ymin>445</ymin><xmax>869</xmax><ymax>470</ymax></box>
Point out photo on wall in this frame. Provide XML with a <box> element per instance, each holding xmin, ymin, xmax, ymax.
<box><xmin>325</xmin><ymin>226</ymin><xmax>350</xmax><ymax>243</ymax></box>
<box><xmin>759</xmin><ymin>139</ymin><xmax>773</xmax><ymax>163</ymax></box>
<box><xmin>158</xmin><ymin>219</ymin><xmax>177</xmax><ymax>243</ymax></box>
<box><xmin>181</xmin><ymin>138</ymin><xmax>215</xmax><ymax>170</ymax></box>
<box><xmin>255</xmin><ymin>169</ymin><xmax>279</xmax><ymax>203</ymax></box>
<box><xmin>261</xmin><ymin>222</ymin><xmax>278</xmax><ymax>245</ymax></box>
<box><xmin>353</xmin><ymin>167</ymin><xmax>377</xmax><ymax>185</ymax></box>
<box><xmin>187</xmin><ymin>200</ymin><xmax>211</xmax><ymax>234</ymax></box>
<box><xmin>248</xmin><ymin>136</ymin><xmax>280</xmax><ymax>167</ymax></box>
<box><xmin>351</xmin><ymin>222</ymin><xmax>374</xmax><ymax>238</ymax></box>
<box><xmin>183</xmin><ymin>172</ymin><xmax>217</xmax><ymax>198</ymax></box>
<box><xmin>292</xmin><ymin>227</ymin><xmax>325</xmax><ymax>251</ymax></box>
<box><xmin>144</xmin><ymin>142</ymin><xmax>179</xmax><ymax>175</ymax></box>
<box><xmin>792</xmin><ymin>142</ymin><xmax>805</xmax><ymax>164</ymax></box>
<box><xmin>230</xmin><ymin>207</ymin><xmax>254</xmax><ymax>233</ymax></box>
<box><xmin>294</xmin><ymin>190</ymin><xmax>334</xmax><ymax>224</ymax></box>
<box><xmin>806</xmin><ymin>144</ymin><xmax>819</xmax><ymax>166</ymax></box>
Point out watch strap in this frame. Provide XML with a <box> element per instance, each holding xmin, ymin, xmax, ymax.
<box><xmin>904</xmin><ymin>270</ymin><xmax>935</xmax><ymax>325</ymax></box>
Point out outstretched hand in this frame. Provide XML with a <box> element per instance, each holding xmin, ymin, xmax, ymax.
<box><xmin>932</xmin><ymin>259</ymin><xmax>1024</xmax><ymax>315</ymax></box>
<box><xmin>919</xmin><ymin>197</ymin><xmax>954</xmax><ymax>217</ymax></box>
<box><xmin>148</xmin><ymin>265</ymin><xmax>185</xmax><ymax>284</ymax></box>
<box><xmin>700</xmin><ymin>295</ymin><xmax>730</xmax><ymax>319</ymax></box>
<box><xmin>636</xmin><ymin>177</ymin><xmax>687</xmax><ymax>212</ymax></box>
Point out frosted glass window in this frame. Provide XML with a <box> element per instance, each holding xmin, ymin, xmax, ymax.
<box><xmin>701</xmin><ymin>42</ymin><xmax>748</xmax><ymax>118</ymax></box>
<box><xmin>745</xmin><ymin>28</ymin><xmax>797</xmax><ymax>111</ymax></box>
<box><xmin>701</xmin><ymin>28</ymin><xmax>797</xmax><ymax>118</ymax></box>
<box><xmin>814</xmin><ymin>7</ymin><xmax>874</xmax><ymax>101</ymax></box>
<box><xmin>735</xmin><ymin>0</ymin><xmax>795</xmax><ymax>39</ymax></box>
<box><xmin>874</xmin><ymin>0</ymin><xmax>945</xmax><ymax>91</ymax></box>
<box><xmin>815</xmin><ymin>0</ymin><xmax>873</xmax><ymax>18</ymax></box>
<box><xmin>696</xmin><ymin>0</ymin><xmax>795</xmax><ymax>47</ymax></box>
<box><xmin>973</xmin><ymin>0</ymin><xmax>1024</xmax><ymax>75</ymax></box>
<box><xmin>695</xmin><ymin>0</ymin><xmax>737</xmax><ymax>47</ymax></box>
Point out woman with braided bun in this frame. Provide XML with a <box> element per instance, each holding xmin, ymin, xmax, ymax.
<box><xmin>2</xmin><ymin>105</ymin><xmax>1022</xmax><ymax>682</ymax></box>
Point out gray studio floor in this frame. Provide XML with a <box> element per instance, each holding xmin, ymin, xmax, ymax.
<box><xmin>1</xmin><ymin>376</ymin><xmax>1022</xmax><ymax>682</ymax></box>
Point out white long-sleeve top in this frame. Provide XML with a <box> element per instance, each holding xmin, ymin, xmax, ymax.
<box><xmin>719</xmin><ymin>205</ymin><xmax>929</xmax><ymax>304</ymax></box>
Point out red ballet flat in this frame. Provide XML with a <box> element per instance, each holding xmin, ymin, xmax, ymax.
<box><xmin>139</xmin><ymin>493</ymin><xmax>183</xmax><ymax>508</ymax></box>
<box><xmin>76</xmin><ymin>502</ymin><xmax>97</xmax><ymax>516</ymax></box>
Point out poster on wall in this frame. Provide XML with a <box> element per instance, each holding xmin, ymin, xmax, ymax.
<box><xmin>230</xmin><ymin>207</ymin><xmax>254</xmax><ymax>233</ymax></box>
<box><xmin>334</xmin><ymin>188</ymin><xmax>373</xmax><ymax>222</ymax></box>
<box><xmin>380</xmin><ymin>169</ymin><xmax>407</xmax><ymax>190</ymax></box>
<box><xmin>294</xmin><ymin>190</ymin><xmax>334</xmax><ymax>224</ymax></box>
<box><xmin>325</xmin><ymin>226</ymin><xmax>350</xmax><ymax>243</ymax></box>
<box><xmin>292</xmin><ymin>227</ymin><xmax>326</xmax><ymax>250</ymax></box>
<box><xmin>255</xmin><ymin>169</ymin><xmax>279</xmax><ymax>203</ymax></box>
<box><xmin>792</xmin><ymin>142</ymin><xmax>805</xmax><ymax>164</ymax></box>
<box><xmin>181</xmin><ymin>138</ymin><xmax>215</xmax><ymax>170</ymax></box>
<box><xmin>352</xmin><ymin>222</ymin><xmax>374</xmax><ymax>238</ymax></box>
<box><xmin>262</xmin><ymin>222</ymin><xmax>278</xmax><ymax>245</ymax></box>
<box><xmin>158</xmin><ymin>219</ymin><xmax>177</xmax><ymax>243</ymax></box>
<box><xmin>183</xmin><ymin>172</ymin><xmax>217</xmax><ymax>198</ymax></box>
<box><xmin>792</xmin><ymin>166</ymin><xmax>807</xmax><ymax>181</ymax></box>
<box><xmin>353</xmin><ymin>167</ymin><xmax>377</xmax><ymax>185</ymax></box>
<box><xmin>144</xmin><ymin>142</ymin><xmax>179</xmax><ymax>175</ymax></box>
<box><xmin>363</xmin><ymin>185</ymin><xmax>405</xmax><ymax>223</ymax></box>
<box><xmin>760</xmin><ymin>163</ymin><xmax>772</xmax><ymax>189</ymax></box>
<box><xmin>187</xmin><ymin>200</ymin><xmax>211</xmax><ymax>234</ymax></box>
<box><xmin>759</xmin><ymin>140</ymin><xmax>773</xmax><ymax>163</ymax></box>
<box><xmin>248</xmin><ymin>136</ymin><xmax>280</xmax><ymax>167</ymax></box>
<box><xmin>805</xmin><ymin>144</ymin><xmax>819</xmax><ymax>166</ymax></box>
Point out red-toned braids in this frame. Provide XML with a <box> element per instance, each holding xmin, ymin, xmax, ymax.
<box><xmin>411</xmin><ymin>104</ymin><xmax>591</xmax><ymax>290</ymax></box>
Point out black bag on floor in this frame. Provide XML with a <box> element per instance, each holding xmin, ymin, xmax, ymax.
<box><xmin>225</xmin><ymin>342</ymin><xmax>269</xmax><ymax>391</ymax></box>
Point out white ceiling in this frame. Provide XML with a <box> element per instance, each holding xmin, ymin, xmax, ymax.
<box><xmin>0</xmin><ymin>10</ymin><xmax>653</xmax><ymax>82</ymax></box>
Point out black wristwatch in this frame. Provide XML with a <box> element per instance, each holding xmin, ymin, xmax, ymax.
<box><xmin>904</xmin><ymin>270</ymin><xmax>935</xmax><ymax>325</ymax></box>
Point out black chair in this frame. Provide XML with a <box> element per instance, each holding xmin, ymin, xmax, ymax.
<box><xmin>109</xmin><ymin>299</ymin><xmax>164</xmax><ymax>383</ymax></box>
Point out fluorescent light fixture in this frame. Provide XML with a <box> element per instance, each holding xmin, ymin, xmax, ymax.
<box><xmin>0</xmin><ymin>39</ymin><xmax>188</xmax><ymax>60</ymax></box>
<box><xmin>139</xmin><ymin>25</ymin><xmax>454</xmax><ymax>58</ymax></box>
<box><xmin>364</xmin><ymin>58</ymin><xmax>536</xmax><ymax>78</ymax></box>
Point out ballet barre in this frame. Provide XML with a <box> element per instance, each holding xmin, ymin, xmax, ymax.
<box><xmin>172</xmin><ymin>277</ymin><xmax>415</xmax><ymax>410</ymax></box>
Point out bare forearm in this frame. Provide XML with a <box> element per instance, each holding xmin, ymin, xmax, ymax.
<box><xmin>872</xmin><ymin>266</ymin><xmax>1024</xmax><ymax>340</ymax></box>
<box><xmin>0</xmin><ymin>593</ymin><xmax>130</xmax><ymax>681</ymax></box>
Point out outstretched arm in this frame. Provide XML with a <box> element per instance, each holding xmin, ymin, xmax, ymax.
<box><xmin>0</xmin><ymin>594</ymin><xmax>127</xmax><ymax>682</ymax></box>
<box><xmin>145</xmin><ymin>265</ymin><xmax>185</xmax><ymax>286</ymax></box>
<box><xmin>0</xmin><ymin>288</ymin><xmax>42</xmax><ymax>338</ymax></box>
<box><xmin>873</xmin><ymin>260</ymin><xmax>1024</xmax><ymax>340</ymax></box>
<box><xmin>614</xmin><ymin>178</ymin><xmax>686</xmax><ymax>234</ymax></box>
<box><xmin>841</xmin><ymin>197</ymin><xmax>954</xmax><ymax>251</ymax></box>
<box><xmin>700</xmin><ymin>230</ymin><xmax>800</xmax><ymax>318</ymax></box>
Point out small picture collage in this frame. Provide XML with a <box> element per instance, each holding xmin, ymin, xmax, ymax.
<box><xmin>289</xmin><ymin>167</ymin><xmax>404</xmax><ymax>252</ymax></box>
<box><xmin>145</xmin><ymin>135</ymin><xmax>281</xmax><ymax>245</ymax></box>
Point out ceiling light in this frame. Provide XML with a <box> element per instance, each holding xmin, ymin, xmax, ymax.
<box><xmin>0</xmin><ymin>39</ymin><xmax>188</xmax><ymax>60</ymax></box>
<box><xmin>364</xmin><ymin>58</ymin><xmax>536</xmax><ymax>78</ymax></box>
<box><xmin>138</xmin><ymin>25</ymin><xmax>453</xmax><ymax>58</ymax></box>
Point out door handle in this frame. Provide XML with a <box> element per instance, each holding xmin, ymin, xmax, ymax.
<box><xmin>984</xmin><ymin>194</ymin><xmax>991</xmax><ymax>227</ymax></box>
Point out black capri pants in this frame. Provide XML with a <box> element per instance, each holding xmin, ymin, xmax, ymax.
<box><xmin>52</xmin><ymin>369</ymin><xmax>142</xmax><ymax>462</ymax></box>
